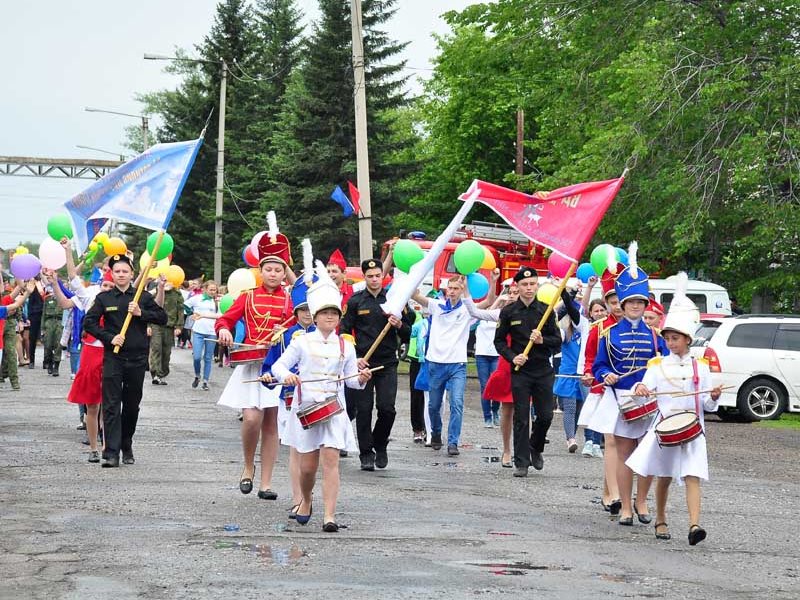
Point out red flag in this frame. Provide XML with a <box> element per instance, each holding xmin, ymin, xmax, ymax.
<box><xmin>459</xmin><ymin>177</ymin><xmax>624</xmax><ymax>262</ymax></box>
<box><xmin>347</xmin><ymin>181</ymin><xmax>361</xmax><ymax>215</ymax></box>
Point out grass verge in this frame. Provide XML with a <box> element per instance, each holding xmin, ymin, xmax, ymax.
<box><xmin>756</xmin><ymin>412</ymin><xmax>800</xmax><ymax>430</ymax></box>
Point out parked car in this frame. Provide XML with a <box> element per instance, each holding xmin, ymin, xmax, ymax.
<box><xmin>690</xmin><ymin>315</ymin><xmax>800</xmax><ymax>421</ymax></box>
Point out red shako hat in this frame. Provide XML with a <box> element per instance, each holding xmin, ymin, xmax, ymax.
<box><xmin>327</xmin><ymin>249</ymin><xmax>347</xmax><ymax>271</ymax></box>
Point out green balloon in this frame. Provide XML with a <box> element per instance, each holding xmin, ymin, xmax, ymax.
<box><xmin>219</xmin><ymin>293</ymin><xmax>235</xmax><ymax>313</ymax></box>
<box><xmin>590</xmin><ymin>244</ymin><xmax>617</xmax><ymax>277</ymax></box>
<box><xmin>47</xmin><ymin>214</ymin><xmax>73</xmax><ymax>240</ymax></box>
<box><xmin>453</xmin><ymin>240</ymin><xmax>485</xmax><ymax>275</ymax></box>
<box><xmin>393</xmin><ymin>239</ymin><xmax>424</xmax><ymax>273</ymax></box>
<box><xmin>146</xmin><ymin>232</ymin><xmax>174</xmax><ymax>261</ymax></box>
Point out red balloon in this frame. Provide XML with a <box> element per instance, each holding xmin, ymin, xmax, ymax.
<box><xmin>547</xmin><ymin>252</ymin><xmax>575</xmax><ymax>279</ymax></box>
<box><xmin>243</xmin><ymin>244</ymin><xmax>259</xmax><ymax>267</ymax></box>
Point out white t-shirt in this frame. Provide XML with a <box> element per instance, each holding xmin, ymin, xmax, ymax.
<box><xmin>424</xmin><ymin>297</ymin><xmax>497</xmax><ymax>364</ymax></box>
<box><xmin>185</xmin><ymin>294</ymin><xmax>219</xmax><ymax>336</ymax></box>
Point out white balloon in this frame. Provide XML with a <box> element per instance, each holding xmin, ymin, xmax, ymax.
<box><xmin>39</xmin><ymin>237</ymin><xmax>67</xmax><ymax>270</ymax></box>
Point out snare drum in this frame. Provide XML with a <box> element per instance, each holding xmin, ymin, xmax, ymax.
<box><xmin>230</xmin><ymin>346</ymin><xmax>268</xmax><ymax>365</ymax></box>
<box><xmin>295</xmin><ymin>396</ymin><xmax>343</xmax><ymax>430</ymax></box>
<box><xmin>655</xmin><ymin>411</ymin><xmax>702</xmax><ymax>446</ymax></box>
<box><xmin>283</xmin><ymin>389</ymin><xmax>294</xmax><ymax>411</ymax></box>
<box><xmin>619</xmin><ymin>398</ymin><xmax>659</xmax><ymax>422</ymax></box>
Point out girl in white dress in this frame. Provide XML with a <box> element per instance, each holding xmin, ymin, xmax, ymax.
<box><xmin>264</xmin><ymin>264</ymin><xmax>371</xmax><ymax>532</ymax></box>
<box><xmin>626</xmin><ymin>273</ymin><xmax>720</xmax><ymax>545</ymax></box>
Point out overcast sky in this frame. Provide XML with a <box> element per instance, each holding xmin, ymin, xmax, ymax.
<box><xmin>0</xmin><ymin>0</ymin><xmax>480</xmax><ymax>249</ymax></box>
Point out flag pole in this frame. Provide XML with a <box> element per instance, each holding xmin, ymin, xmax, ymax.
<box><xmin>515</xmin><ymin>261</ymin><xmax>577</xmax><ymax>371</ymax></box>
<box><xmin>113</xmin><ymin>230</ymin><xmax>165</xmax><ymax>354</ymax></box>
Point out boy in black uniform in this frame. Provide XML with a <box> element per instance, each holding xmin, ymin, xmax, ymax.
<box><xmin>83</xmin><ymin>254</ymin><xmax>167</xmax><ymax>468</ymax></box>
<box><xmin>494</xmin><ymin>267</ymin><xmax>561</xmax><ymax>477</ymax></box>
<box><xmin>340</xmin><ymin>259</ymin><xmax>414</xmax><ymax>471</ymax></box>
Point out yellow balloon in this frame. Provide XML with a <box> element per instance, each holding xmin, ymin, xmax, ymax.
<box><xmin>147</xmin><ymin>258</ymin><xmax>171</xmax><ymax>279</ymax></box>
<box><xmin>139</xmin><ymin>251</ymin><xmax>152</xmax><ymax>271</ymax></box>
<box><xmin>104</xmin><ymin>237</ymin><xmax>127</xmax><ymax>256</ymax></box>
<box><xmin>15</xmin><ymin>245</ymin><xmax>29</xmax><ymax>255</ymax></box>
<box><xmin>88</xmin><ymin>241</ymin><xmax>98</xmax><ymax>252</ymax></box>
<box><xmin>227</xmin><ymin>268</ymin><xmax>257</xmax><ymax>296</ymax></box>
<box><xmin>94</xmin><ymin>232</ymin><xmax>110</xmax><ymax>246</ymax></box>
<box><xmin>480</xmin><ymin>245</ymin><xmax>496</xmax><ymax>270</ymax></box>
<box><xmin>166</xmin><ymin>265</ymin><xmax>185</xmax><ymax>287</ymax></box>
<box><xmin>536</xmin><ymin>282</ymin><xmax>558</xmax><ymax>306</ymax></box>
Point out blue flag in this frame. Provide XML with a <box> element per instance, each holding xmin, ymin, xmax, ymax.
<box><xmin>64</xmin><ymin>138</ymin><xmax>203</xmax><ymax>251</ymax></box>
<box><xmin>330</xmin><ymin>185</ymin><xmax>354</xmax><ymax>218</ymax></box>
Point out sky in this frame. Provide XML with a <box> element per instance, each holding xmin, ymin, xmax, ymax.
<box><xmin>0</xmin><ymin>0</ymin><xmax>481</xmax><ymax>250</ymax></box>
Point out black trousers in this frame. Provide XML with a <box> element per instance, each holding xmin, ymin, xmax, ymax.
<box><xmin>101</xmin><ymin>355</ymin><xmax>147</xmax><ymax>459</ymax></box>
<box><xmin>354</xmin><ymin>363</ymin><xmax>398</xmax><ymax>456</ymax></box>
<box><xmin>510</xmin><ymin>369</ymin><xmax>555</xmax><ymax>468</ymax></box>
<box><xmin>344</xmin><ymin>386</ymin><xmax>359</xmax><ymax>421</ymax></box>
<box><xmin>27</xmin><ymin>312</ymin><xmax>43</xmax><ymax>366</ymax></box>
<box><xmin>408</xmin><ymin>359</ymin><xmax>426</xmax><ymax>432</ymax></box>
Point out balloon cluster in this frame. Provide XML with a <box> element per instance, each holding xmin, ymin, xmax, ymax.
<box><xmin>573</xmin><ymin>244</ymin><xmax>630</xmax><ymax>284</ymax></box>
<box><xmin>453</xmin><ymin>240</ymin><xmax>495</xmax><ymax>300</ymax></box>
<box><xmin>216</xmin><ymin>229</ymin><xmax>271</xmax><ymax>314</ymax></box>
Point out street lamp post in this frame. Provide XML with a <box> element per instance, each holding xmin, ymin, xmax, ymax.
<box><xmin>84</xmin><ymin>107</ymin><xmax>149</xmax><ymax>152</ymax></box>
<box><xmin>144</xmin><ymin>53</ymin><xmax>227</xmax><ymax>284</ymax></box>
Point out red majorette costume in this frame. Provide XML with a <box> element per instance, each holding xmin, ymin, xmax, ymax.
<box><xmin>577</xmin><ymin>265</ymin><xmax>620</xmax><ymax>428</ymax></box>
<box><xmin>327</xmin><ymin>249</ymin><xmax>354</xmax><ymax>308</ymax></box>
<box><xmin>215</xmin><ymin>232</ymin><xmax>294</xmax><ymax>410</ymax></box>
<box><xmin>67</xmin><ymin>270</ymin><xmax>113</xmax><ymax>406</ymax></box>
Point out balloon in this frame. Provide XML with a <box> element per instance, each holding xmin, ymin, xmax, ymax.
<box><xmin>615</xmin><ymin>247</ymin><xmax>629</xmax><ymax>266</ymax></box>
<box><xmin>104</xmin><ymin>237</ymin><xmax>127</xmax><ymax>256</ymax></box>
<box><xmin>547</xmin><ymin>253</ymin><xmax>575</xmax><ymax>279</ymax></box>
<box><xmin>94</xmin><ymin>232</ymin><xmax>110</xmax><ymax>247</ymax></box>
<box><xmin>590</xmin><ymin>244</ymin><xmax>618</xmax><ymax>277</ymax></box>
<box><xmin>480</xmin><ymin>246</ymin><xmax>496</xmax><ymax>270</ymax></box>
<box><xmin>219</xmin><ymin>293</ymin><xmax>235</xmax><ymax>313</ymax></box>
<box><xmin>466</xmin><ymin>272</ymin><xmax>490</xmax><ymax>299</ymax></box>
<box><xmin>227</xmin><ymin>268</ymin><xmax>257</xmax><ymax>296</ymax></box>
<box><xmin>46</xmin><ymin>214</ymin><xmax>73</xmax><ymax>240</ymax></box>
<box><xmin>146</xmin><ymin>232</ymin><xmax>174</xmax><ymax>261</ymax></box>
<box><xmin>38</xmin><ymin>237</ymin><xmax>66</xmax><ymax>270</ymax></box>
<box><xmin>15</xmin><ymin>245</ymin><xmax>29</xmax><ymax>255</ymax></box>
<box><xmin>393</xmin><ymin>239</ymin><xmax>424</xmax><ymax>273</ymax></box>
<box><xmin>242</xmin><ymin>245</ymin><xmax>259</xmax><ymax>267</ymax></box>
<box><xmin>165</xmin><ymin>265</ymin><xmax>185</xmax><ymax>287</ymax></box>
<box><xmin>453</xmin><ymin>240</ymin><xmax>484</xmax><ymax>275</ymax></box>
<box><xmin>10</xmin><ymin>253</ymin><xmax>41</xmax><ymax>280</ymax></box>
<box><xmin>141</xmin><ymin>253</ymin><xmax>170</xmax><ymax>279</ymax></box>
<box><xmin>88</xmin><ymin>241</ymin><xmax>98</xmax><ymax>252</ymax></box>
<box><xmin>537</xmin><ymin>282</ymin><xmax>558</xmax><ymax>306</ymax></box>
<box><xmin>139</xmin><ymin>251</ymin><xmax>153</xmax><ymax>272</ymax></box>
<box><xmin>250</xmin><ymin>267</ymin><xmax>262</xmax><ymax>286</ymax></box>
<box><xmin>250</xmin><ymin>231</ymin><xmax>267</xmax><ymax>259</ymax></box>
<box><xmin>576</xmin><ymin>262</ymin><xmax>595</xmax><ymax>283</ymax></box>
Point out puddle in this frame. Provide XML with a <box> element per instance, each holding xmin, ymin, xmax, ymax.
<box><xmin>478</xmin><ymin>445</ymin><xmax>499</xmax><ymax>450</ymax></box>
<box><xmin>213</xmin><ymin>541</ymin><xmax>307</xmax><ymax>566</ymax></box>
<box><xmin>481</xmin><ymin>456</ymin><xmax>501</xmax><ymax>463</ymax></box>
<box><xmin>488</xmin><ymin>531</ymin><xmax>518</xmax><ymax>536</ymax></box>
<box><xmin>428</xmin><ymin>462</ymin><xmax>459</xmax><ymax>468</ymax></box>
<box><xmin>468</xmin><ymin>562</ymin><xmax>572</xmax><ymax>576</ymax></box>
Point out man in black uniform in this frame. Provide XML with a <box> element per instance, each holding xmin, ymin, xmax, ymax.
<box><xmin>494</xmin><ymin>267</ymin><xmax>561</xmax><ymax>477</ymax></box>
<box><xmin>340</xmin><ymin>259</ymin><xmax>413</xmax><ymax>471</ymax></box>
<box><xmin>84</xmin><ymin>254</ymin><xmax>167</xmax><ymax>468</ymax></box>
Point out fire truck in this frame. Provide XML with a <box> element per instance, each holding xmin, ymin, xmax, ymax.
<box><xmin>378</xmin><ymin>220</ymin><xmax>548</xmax><ymax>293</ymax></box>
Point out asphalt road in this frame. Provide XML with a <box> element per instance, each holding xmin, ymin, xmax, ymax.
<box><xmin>1</xmin><ymin>348</ymin><xmax>798</xmax><ymax>599</ymax></box>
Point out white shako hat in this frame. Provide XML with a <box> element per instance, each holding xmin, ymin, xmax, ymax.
<box><xmin>307</xmin><ymin>260</ymin><xmax>343</xmax><ymax>317</ymax></box>
<box><xmin>661</xmin><ymin>272</ymin><xmax>700</xmax><ymax>340</ymax></box>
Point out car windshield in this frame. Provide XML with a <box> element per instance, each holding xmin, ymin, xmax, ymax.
<box><xmin>691</xmin><ymin>321</ymin><xmax>721</xmax><ymax>347</ymax></box>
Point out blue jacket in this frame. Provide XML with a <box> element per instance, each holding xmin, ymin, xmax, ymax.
<box><xmin>592</xmin><ymin>317</ymin><xmax>667</xmax><ymax>390</ymax></box>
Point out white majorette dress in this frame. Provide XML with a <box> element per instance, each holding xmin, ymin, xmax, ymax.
<box><xmin>626</xmin><ymin>353</ymin><xmax>719</xmax><ymax>484</ymax></box>
<box><xmin>270</xmin><ymin>329</ymin><xmax>360</xmax><ymax>454</ymax></box>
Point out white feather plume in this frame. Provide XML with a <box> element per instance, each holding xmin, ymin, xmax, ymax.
<box><xmin>628</xmin><ymin>240</ymin><xmax>639</xmax><ymax>280</ymax></box>
<box><xmin>674</xmin><ymin>271</ymin><xmax>689</xmax><ymax>301</ymax></box>
<box><xmin>267</xmin><ymin>210</ymin><xmax>279</xmax><ymax>243</ymax></box>
<box><xmin>302</xmin><ymin>238</ymin><xmax>314</xmax><ymax>284</ymax></box>
<box><xmin>314</xmin><ymin>259</ymin><xmax>334</xmax><ymax>285</ymax></box>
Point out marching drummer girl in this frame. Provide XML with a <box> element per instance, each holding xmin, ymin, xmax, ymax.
<box><xmin>264</xmin><ymin>262</ymin><xmax>371</xmax><ymax>532</ymax></box>
<box><xmin>626</xmin><ymin>273</ymin><xmax>719</xmax><ymax>545</ymax></box>
<box><xmin>215</xmin><ymin>212</ymin><xmax>295</xmax><ymax>500</ymax></box>
<box><xmin>591</xmin><ymin>242</ymin><xmax>668</xmax><ymax>526</ymax></box>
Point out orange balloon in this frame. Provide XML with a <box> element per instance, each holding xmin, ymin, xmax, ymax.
<box><xmin>166</xmin><ymin>265</ymin><xmax>185</xmax><ymax>287</ymax></box>
<box><xmin>250</xmin><ymin>267</ymin><xmax>262</xmax><ymax>286</ymax></box>
<box><xmin>103</xmin><ymin>236</ymin><xmax>127</xmax><ymax>256</ymax></box>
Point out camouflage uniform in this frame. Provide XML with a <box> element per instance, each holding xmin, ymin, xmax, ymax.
<box><xmin>41</xmin><ymin>293</ymin><xmax>63</xmax><ymax>376</ymax></box>
<box><xmin>0</xmin><ymin>303</ymin><xmax>20</xmax><ymax>389</ymax></box>
<box><xmin>149</xmin><ymin>288</ymin><xmax>184</xmax><ymax>382</ymax></box>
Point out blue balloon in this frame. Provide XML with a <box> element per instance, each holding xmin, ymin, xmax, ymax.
<box><xmin>616</xmin><ymin>247</ymin><xmax>629</xmax><ymax>266</ymax></box>
<box><xmin>466</xmin><ymin>272</ymin><xmax>490</xmax><ymax>299</ymax></box>
<box><xmin>576</xmin><ymin>262</ymin><xmax>595</xmax><ymax>284</ymax></box>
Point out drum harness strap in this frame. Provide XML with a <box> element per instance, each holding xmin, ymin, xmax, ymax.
<box><xmin>654</xmin><ymin>357</ymin><xmax>702</xmax><ymax>426</ymax></box>
<box><xmin>295</xmin><ymin>334</ymin><xmax>346</xmax><ymax>412</ymax></box>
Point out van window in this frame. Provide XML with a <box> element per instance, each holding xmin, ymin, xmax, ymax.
<box><xmin>691</xmin><ymin>321</ymin><xmax>722</xmax><ymax>347</ymax></box>
<box><xmin>727</xmin><ymin>323</ymin><xmax>777</xmax><ymax>349</ymax></box>
<box><xmin>660</xmin><ymin>293</ymin><xmax>707</xmax><ymax>313</ymax></box>
<box><xmin>774</xmin><ymin>325</ymin><xmax>800</xmax><ymax>352</ymax></box>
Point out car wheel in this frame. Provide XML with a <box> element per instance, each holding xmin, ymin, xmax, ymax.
<box><xmin>736</xmin><ymin>378</ymin><xmax>786</xmax><ymax>421</ymax></box>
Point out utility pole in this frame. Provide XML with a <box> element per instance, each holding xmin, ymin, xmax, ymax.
<box><xmin>213</xmin><ymin>60</ymin><xmax>228</xmax><ymax>284</ymax></box>
<box><xmin>350</xmin><ymin>0</ymin><xmax>373</xmax><ymax>261</ymax></box>
<box><xmin>515</xmin><ymin>109</ymin><xmax>524</xmax><ymax>178</ymax></box>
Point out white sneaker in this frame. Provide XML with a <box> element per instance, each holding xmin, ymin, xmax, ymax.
<box><xmin>592</xmin><ymin>444</ymin><xmax>604</xmax><ymax>458</ymax></box>
<box><xmin>581</xmin><ymin>440</ymin><xmax>594</xmax><ymax>457</ymax></box>
<box><xmin>484</xmin><ymin>419</ymin><xmax>494</xmax><ymax>428</ymax></box>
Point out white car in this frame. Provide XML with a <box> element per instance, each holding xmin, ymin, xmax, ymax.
<box><xmin>691</xmin><ymin>315</ymin><xmax>800</xmax><ymax>421</ymax></box>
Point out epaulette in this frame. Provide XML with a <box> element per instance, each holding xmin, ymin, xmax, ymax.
<box><xmin>647</xmin><ymin>356</ymin><xmax>662</xmax><ymax>368</ymax></box>
<box><xmin>589</xmin><ymin>320</ymin><xmax>603</xmax><ymax>328</ymax></box>
<box><xmin>291</xmin><ymin>330</ymin><xmax>306</xmax><ymax>340</ymax></box>
<box><xmin>341</xmin><ymin>333</ymin><xmax>356</xmax><ymax>346</ymax></box>
<box><xmin>599</xmin><ymin>321</ymin><xmax>618</xmax><ymax>337</ymax></box>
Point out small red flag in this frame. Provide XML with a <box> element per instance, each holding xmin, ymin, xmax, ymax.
<box><xmin>459</xmin><ymin>177</ymin><xmax>624</xmax><ymax>262</ymax></box>
<box><xmin>347</xmin><ymin>181</ymin><xmax>361</xmax><ymax>215</ymax></box>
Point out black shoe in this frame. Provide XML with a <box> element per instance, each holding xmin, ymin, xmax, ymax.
<box><xmin>634</xmin><ymin>505</ymin><xmax>652</xmax><ymax>524</ymax></box>
<box><xmin>28</xmin><ymin>363</ymin><xmax>35</xmax><ymax>370</ymax></box>
<box><xmin>122</xmin><ymin>450</ymin><xmax>135</xmax><ymax>465</ymax></box>
<box><xmin>201</xmin><ymin>381</ymin><xmax>209</xmax><ymax>391</ymax></box>
<box><xmin>360</xmin><ymin>453</ymin><xmax>375</xmax><ymax>471</ymax></box>
<box><xmin>688</xmin><ymin>525</ymin><xmax>707</xmax><ymax>546</ymax></box>
<box><xmin>431</xmin><ymin>433</ymin><xmax>442</xmax><ymax>451</ymax></box>
<box><xmin>88</xmin><ymin>451</ymin><xmax>100</xmax><ymax>463</ymax></box>
<box><xmin>513</xmin><ymin>466</ymin><xmax>528</xmax><ymax>478</ymax></box>
<box><xmin>239</xmin><ymin>469</ymin><xmax>254</xmax><ymax>494</ymax></box>
<box><xmin>619</xmin><ymin>516</ymin><xmax>634</xmax><ymax>526</ymax></box>
<box><xmin>192</xmin><ymin>376</ymin><xmax>200</xmax><ymax>389</ymax></box>
<box><xmin>158</xmin><ymin>379</ymin><xmax>168</xmax><ymax>385</ymax></box>
<box><xmin>152</xmin><ymin>377</ymin><xmax>161</xmax><ymax>385</ymax></box>
<box><xmin>375</xmin><ymin>449</ymin><xmax>388</xmax><ymax>469</ymax></box>
<box><xmin>447</xmin><ymin>444</ymin><xmax>459</xmax><ymax>456</ymax></box>
<box><xmin>322</xmin><ymin>521</ymin><xmax>339</xmax><ymax>533</ymax></box>
<box><xmin>531</xmin><ymin>451</ymin><xmax>544</xmax><ymax>471</ymax></box>
<box><xmin>257</xmin><ymin>489</ymin><xmax>278</xmax><ymax>500</ymax></box>
<box><xmin>51</xmin><ymin>362</ymin><xmax>60</xmax><ymax>377</ymax></box>
<box><xmin>101</xmin><ymin>456</ymin><xmax>120</xmax><ymax>468</ymax></box>
<box><xmin>47</xmin><ymin>364</ymin><xmax>53</xmax><ymax>375</ymax></box>
<box><xmin>339</xmin><ymin>449</ymin><xmax>348</xmax><ymax>458</ymax></box>
<box><xmin>609</xmin><ymin>499</ymin><xmax>622</xmax><ymax>516</ymax></box>
<box><xmin>77</xmin><ymin>422</ymin><xmax>87</xmax><ymax>431</ymax></box>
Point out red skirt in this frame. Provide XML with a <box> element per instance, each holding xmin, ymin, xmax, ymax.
<box><xmin>67</xmin><ymin>344</ymin><xmax>104</xmax><ymax>405</ymax></box>
<box><xmin>484</xmin><ymin>357</ymin><xmax>513</xmax><ymax>403</ymax></box>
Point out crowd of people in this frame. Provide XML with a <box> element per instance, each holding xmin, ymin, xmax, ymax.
<box><xmin>1</xmin><ymin>230</ymin><xmax>720</xmax><ymax>544</ymax></box>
